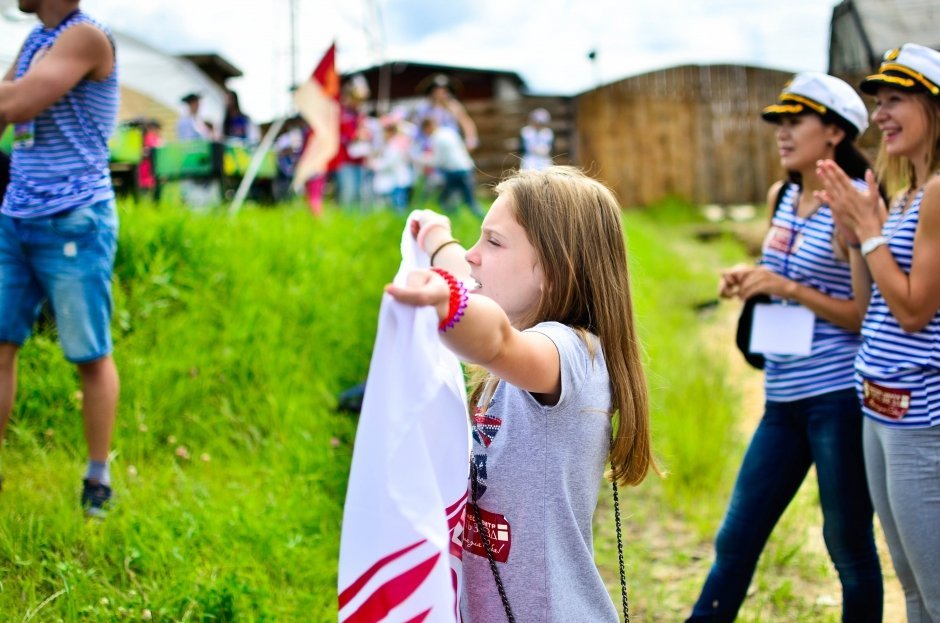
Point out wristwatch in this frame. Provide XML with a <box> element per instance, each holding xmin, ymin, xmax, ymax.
<box><xmin>860</xmin><ymin>235</ymin><xmax>888</xmax><ymax>257</ymax></box>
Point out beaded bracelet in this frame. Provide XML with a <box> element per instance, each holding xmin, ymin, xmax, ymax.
<box><xmin>430</xmin><ymin>268</ymin><xmax>469</xmax><ymax>332</ymax></box>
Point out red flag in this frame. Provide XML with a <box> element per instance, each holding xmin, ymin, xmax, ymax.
<box><xmin>338</xmin><ymin>221</ymin><xmax>471</xmax><ymax>623</ymax></box>
<box><xmin>292</xmin><ymin>43</ymin><xmax>341</xmax><ymax>189</ymax></box>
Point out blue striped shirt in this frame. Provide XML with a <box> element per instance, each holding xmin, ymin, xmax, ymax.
<box><xmin>2</xmin><ymin>11</ymin><xmax>118</xmax><ymax>218</ymax></box>
<box><xmin>857</xmin><ymin>187</ymin><xmax>940</xmax><ymax>428</ymax></box>
<box><xmin>761</xmin><ymin>182</ymin><xmax>861</xmax><ymax>402</ymax></box>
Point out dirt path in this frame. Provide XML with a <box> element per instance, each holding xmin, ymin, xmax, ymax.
<box><xmin>714</xmin><ymin>304</ymin><xmax>905</xmax><ymax>622</ymax></box>
<box><xmin>596</xmin><ymin>303</ymin><xmax>904</xmax><ymax>621</ymax></box>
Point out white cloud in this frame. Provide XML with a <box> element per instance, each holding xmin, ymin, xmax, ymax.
<box><xmin>77</xmin><ymin>0</ymin><xmax>840</xmax><ymax>120</ymax></box>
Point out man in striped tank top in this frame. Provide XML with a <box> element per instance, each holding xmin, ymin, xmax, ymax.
<box><xmin>0</xmin><ymin>0</ymin><xmax>119</xmax><ymax>517</ymax></box>
<box><xmin>688</xmin><ymin>73</ymin><xmax>883</xmax><ymax>622</ymax></box>
<box><xmin>819</xmin><ymin>42</ymin><xmax>940</xmax><ymax>623</ymax></box>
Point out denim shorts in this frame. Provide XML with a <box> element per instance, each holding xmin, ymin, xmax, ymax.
<box><xmin>0</xmin><ymin>200</ymin><xmax>118</xmax><ymax>363</ymax></box>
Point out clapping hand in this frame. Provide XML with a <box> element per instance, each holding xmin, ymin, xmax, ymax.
<box><xmin>815</xmin><ymin>162</ymin><xmax>883</xmax><ymax>245</ymax></box>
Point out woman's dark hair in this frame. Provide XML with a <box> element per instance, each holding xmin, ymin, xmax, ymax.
<box><xmin>223</xmin><ymin>91</ymin><xmax>250</xmax><ymax>139</ymax></box>
<box><xmin>833</xmin><ymin>138</ymin><xmax>870</xmax><ymax>181</ymax></box>
<box><xmin>784</xmin><ymin>111</ymin><xmax>870</xmax><ymax>185</ymax></box>
<box><xmin>225</xmin><ymin>90</ymin><xmax>241</xmax><ymax>114</ymax></box>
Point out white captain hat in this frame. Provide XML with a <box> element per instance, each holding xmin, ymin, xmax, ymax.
<box><xmin>761</xmin><ymin>72</ymin><xmax>869</xmax><ymax>137</ymax></box>
<box><xmin>861</xmin><ymin>43</ymin><xmax>940</xmax><ymax>99</ymax></box>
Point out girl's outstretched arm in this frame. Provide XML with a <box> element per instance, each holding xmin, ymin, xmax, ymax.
<box><xmin>386</xmin><ymin>271</ymin><xmax>562</xmax><ymax>402</ymax></box>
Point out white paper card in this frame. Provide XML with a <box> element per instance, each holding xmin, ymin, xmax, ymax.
<box><xmin>749</xmin><ymin>303</ymin><xmax>815</xmax><ymax>356</ymax></box>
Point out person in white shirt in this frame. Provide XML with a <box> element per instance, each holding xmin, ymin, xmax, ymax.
<box><xmin>420</xmin><ymin>116</ymin><xmax>481</xmax><ymax>216</ymax></box>
<box><xmin>519</xmin><ymin>107</ymin><xmax>554</xmax><ymax>171</ymax></box>
<box><xmin>371</xmin><ymin>114</ymin><xmax>414</xmax><ymax>212</ymax></box>
<box><xmin>176</xmin><ymin>92</ymin><xmax>211</xmax><ymax>141</ymax></box>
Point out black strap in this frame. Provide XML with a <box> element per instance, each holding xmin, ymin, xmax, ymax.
<box><xmin>612</xmin><ymin>478</ymin><xmax>630</xmax><ymax>622</ymax></box>
<box><xmin>469</xmin><ymin>461</ymin><xmax>516</xmax><ymax>622</ymax></box>
<box><xmin>768</xmin><ymin>180</ymin><xmax>790</xmax><ymax>224</ymax></box>
<box><xmin>468</xmin><ymin>459</ymin><xmax>630</xmax><ymax>623</ymax></box>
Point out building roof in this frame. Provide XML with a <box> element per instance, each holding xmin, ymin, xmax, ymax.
<box><xmin>179</xmin><ymin>53</ymin><xmax>244</xmax><ymax>86</ymax></box>
<box><xmin>344</xmin><ymin>60</ymin><xmax>527</xmax><ymax>101</ymax></box>
<box><xmin>829</xmin><ymin>0</ymin><xmax>940</xmax><ymax>74</ymax></box>
<box><xmin>350</xmin><ymin>60</ymin><xmax>525</xmax><ymax>83</ymax></box>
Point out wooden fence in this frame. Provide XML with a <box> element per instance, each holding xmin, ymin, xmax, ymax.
<box><xmin>574</xmin><ymin>64</ymin><xmax>795</xmax><ymax>208</ymax></box>
<box><xmin>463</xmin><ymin>96</ymin><xmax>574</xmax><ymax>191</ymax></box>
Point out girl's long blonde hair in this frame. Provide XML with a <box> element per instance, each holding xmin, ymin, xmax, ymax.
<box><xmin>470</xmin><ymin>166</ymin><xmax>656</xmax><ymax>486</ymax></box>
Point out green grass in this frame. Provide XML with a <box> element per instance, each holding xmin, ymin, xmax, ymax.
<box><xmin>594</xmin><ymin>199</ymin><xmax>844</xmax><ymax>622</ymax></box>
<box><xmin>0</xmin><ymin>197</ymin><xmax>848</xmax><ymax>621</ymax></box>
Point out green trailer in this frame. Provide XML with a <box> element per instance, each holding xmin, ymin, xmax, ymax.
<box><xmin>153</xmin><ymin>140</ymin><xmax>276</xmax><ymax>180</ymax></box>
<box><xmin>1</xmin><ymin>124</ymin><xmax>278</xmax><ymax>201</ymax></box>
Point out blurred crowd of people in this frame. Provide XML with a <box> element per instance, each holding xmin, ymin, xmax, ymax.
<box><xmin>272</xmin><ymin>73</ymin><xmax>554</xmax><ymax>216</ymax></box>
<box><xmin>125</xmin><ymin>75</ymin><xmax>555</xmax><ymax>214</ymax></box>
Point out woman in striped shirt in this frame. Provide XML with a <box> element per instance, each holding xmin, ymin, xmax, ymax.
<box><xmin>687</xmin><ymin>73</ymin><xmax>883</xmax><ymax>622</ymax></box>
<box><xmin>818</xmin><ymin>42</ymin><xmax>940</xmax><ymax>622</ymax></box>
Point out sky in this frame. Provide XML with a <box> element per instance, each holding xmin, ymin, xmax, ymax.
<box><xmin>73</xmin><ymin>0</ymin><xmax>843</xmax><ymax>122</ymax></box>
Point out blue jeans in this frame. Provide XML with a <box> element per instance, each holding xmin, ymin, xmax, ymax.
<box><xmin>0</xmin><ymin>200</ymin><xmax>118</xmax><ymax>363</ymax></box>
<box><xmin>439</xmin><ymin>169</ymin><xmax>482</xmax><ymax>216</ymax></box>
<box><xmin>687</xmin><ymin>388</ymin><xmax>882</xmax><ymax>622</ymax></box>
<box><xmin>335</xmin><ymin>163</ymin><xmax>364</xmax><ymax>208</ymax></box>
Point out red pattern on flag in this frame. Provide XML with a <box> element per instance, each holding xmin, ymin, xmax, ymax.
<box><xmin>339</xmin><ymin>540</ymin><xmax>426</xmax><ymax>610</ymax></box>
<box><xmin>342</xmin><ymin>553</ymin><xmax>441</xmax><ymax>623</ymax></box>
<box><xmin>292</xmin><ymin>43</ymin><xmax>340</xmax><ymax>189</ymax></box>
<box><xmin>338</xmin><ymin>221</ymin><xmax>471</xmax><ymax>623</ymax></box>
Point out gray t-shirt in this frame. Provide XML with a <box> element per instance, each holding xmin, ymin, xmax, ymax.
<box><xmin>460</xmin><ymin>321</ymin><xmax>618</xmax><ymax>623</ymax></box>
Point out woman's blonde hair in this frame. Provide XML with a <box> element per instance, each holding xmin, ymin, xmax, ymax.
<box><xmin>875</xmin><ymin>92</ymin><xmax>940</xmax><ymax>197</ymax></box>
<box><xmin>471</xmin><ymin>166</ymin><xmax>656</xmax><ymax>486</ymax></box>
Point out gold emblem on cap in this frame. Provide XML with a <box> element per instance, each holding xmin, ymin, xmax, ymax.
<box><xmin>884</xmin><ymin>48</ymin><xmax>900</xmax><ymax>61</ymax></box>
<box><xmin>874</xmin><ymin>62</ymin><xmax>940</xmax><ymax>96</ymax></box>
<box><xmin>781</xmin><ymin>93</ymin><xmax>827</xmax><ymax>115</ymax></box>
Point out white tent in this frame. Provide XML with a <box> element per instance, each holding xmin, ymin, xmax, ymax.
<box><xmin>1</xmin><ymin>6</ymin><xmax>226</xmax><ymax>133</ymax></box>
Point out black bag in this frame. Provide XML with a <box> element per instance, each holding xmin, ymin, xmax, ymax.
<box><xmin>736</xmin><ymin>293</ymin><xmax>771</xmax><ymax>370</ymax></box>
<box><xmin>734</xmin><ymin>182</ymin><xmax>791</xmax><ymax>370</ymax></box>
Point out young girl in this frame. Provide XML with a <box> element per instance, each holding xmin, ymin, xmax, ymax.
<box><xmin>818</xmin><ymin>42</ymin><xmax>940</xmax><ymax>622</ymax></box>
<box><xmin>386</xmin><ymin>166</ymin><xmax>655</xmax><ymax>622</ymax></box>
<box><xmin>687</xmin><ymin>73</ymin><xmax>883</xmax><ymax>622</ymax></box>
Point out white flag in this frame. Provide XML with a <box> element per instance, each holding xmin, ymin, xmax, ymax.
<box><xmin>338</xmin><ymin>215</ymin><xmax>471</xmax><ymax>623</ymax></box>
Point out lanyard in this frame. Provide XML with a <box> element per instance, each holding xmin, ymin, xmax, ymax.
<box><xmin>780</xmin><ymin>194</ymin><xmax>819</xmax><ymax>281</ymax></box>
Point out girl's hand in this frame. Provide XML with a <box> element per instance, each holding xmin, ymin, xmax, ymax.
<box><xmin>719</xmin><ymin>264</ymin><xmax>754</xmax><ymax>299</ymax></box>
<box><xmin>815</xmin><ymin>163</ymin><xmax>883</xmax><ymax>243</ymax></box>
<box><xmin>385</xmin><ymin>269</ymin><xmax>450</xmax><ymax>321</ymax></box>
<box><xmin>738</xmin><ymin>266</ymin><xmax>796</xmax><ymax>300</ymax></box>
<box><xmin>411</xmin><ymin>210</ymin><xmax>452</xmax><ymax>253</ymax></box>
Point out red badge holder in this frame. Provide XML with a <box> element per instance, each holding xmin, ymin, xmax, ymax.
<box><xmin>862</xmin><ymin>379</ymin><xmax>911</xmax><ymax>420</ymax></box>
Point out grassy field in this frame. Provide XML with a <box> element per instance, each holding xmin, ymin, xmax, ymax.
<box><xmin>0</xmin><ymin>197</ymin><xmax>871</xmax><ymax>621</ymax></box>
<box><xmin>594</xmin><ymin>202</ymin><xmax>853</xmax><ymax>622</ymax></box>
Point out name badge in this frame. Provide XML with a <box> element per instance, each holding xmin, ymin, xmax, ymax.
<box><xmin>764</xmin><ymin>225</ymin><xmax>794</xmax><ymax>254</ymax></box>
<box><xmin>862</xmin><ymin>379</ymin><xmax>911</xmax><ymax>420</ymax></box>
<box><xmin>749</xmin><ymin>303</ymin><xmax>814</xmax><ymax>356</ymax></box>
<box><xmin>463</xmin><ymin>505</ymin><xmax>511</xmax><ymax>563</ymax></box>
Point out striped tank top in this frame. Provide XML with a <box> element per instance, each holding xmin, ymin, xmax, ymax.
<box><xmin>856</xmin><ymin>186</ymin><xmax>940</xmax><ymax>428</ymax></box>
<box><xmin>1</xmin><ymin>11</ymin><xmax>118</xmax><ymax>218</ymax></box>
<box><xmin>760</xmin><ymin>182</ymin><xmax>861</xmax><ymax>402</ymax></box>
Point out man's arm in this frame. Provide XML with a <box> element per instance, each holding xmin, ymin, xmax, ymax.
<box><xmin>447</xmin><ymin>99</ymin><xmax>478</xmax><ymax>150</ymax></box>
<box><xmin>0</xmin><ymin>23</ymin><xmax>112</xmax><ymax>125</ymax></box>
